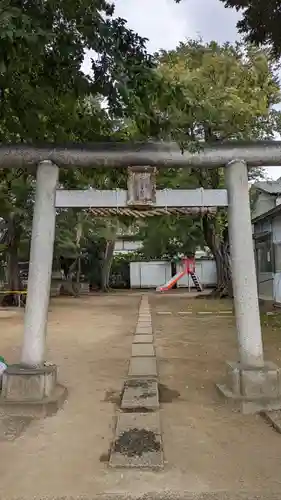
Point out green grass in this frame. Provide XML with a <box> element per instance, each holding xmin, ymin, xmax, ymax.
<box><xmin>260</xmin><ymin>311</ymin><xmax>281</xmax><ymax>330</ymax></box>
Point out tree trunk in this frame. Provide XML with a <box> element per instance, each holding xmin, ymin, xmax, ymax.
<box><xmin>76</xmin><ymin>256</ymin><xmax>81</xmax><ymax>284</ymax></box>
<box><xmin>101</xmin><ymin>240</ymin><xmax>115</xmax><ymax>292</ymax></box>
<box><xmin>61</xmin><ymin>279</ymin><xmax>80</xmax><ymax>296</ymax></box>
<box><xmin>171</xmin><ymin>261</ymin><xmax>177</xmax><ymax>289</ymax></box>
<box><xmin>202</xmin><ymin>215</ymin><xmax>233</xmax><ymax>298</ymax></box>
<box><xmin>211</xmin><ymin>244</ymin><xmax>232</xmax><ymax>297</ymax></box>
<box><xmin>7</xmin><ymin>245</ymin><xmax>20</xmax><ymax>291</ymax></box>
<box><xmin>60</xmin><ymin>258</ymin><xmax>80</xmax><ymax>297</ymax></box>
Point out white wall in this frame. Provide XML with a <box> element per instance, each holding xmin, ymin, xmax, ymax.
<box><xmin>253</xmin><ymin>218</ymin><xmax>274</xmax><ymax>300</ymax></box>
<box><xmin>274</xmin><ymin>274</ymin><xmax>281</xmax><ymax>303</ymax></box>
<box><xmin>129</xmin><ymin>259</ymin><xmax>216</xmax><ymax>289</ymax></box>
<box><xmin>176</xmin><ymin>259</ymin><xmax>217</xmax><ymax>288</ymax></box>
<box><xmin>130</xmin><ymin>261</ymin><xmax>171</xmax><ymax>288</ymax></box>
<box><xmin>253</xmin><ymin>215</ymin><xmax>281</xmax><ymax>303</ymax></box>
<box><xmin>272</xmin><ymin>215</ymin><xmax>281</xmax><ymax>303</ymax></box>
<box><xmin>258</xmin><ymin>274</ymin><xmax>274</xmax><ymax>301</ymax></box>
<box><xmin>252</xmin><ymin>192</ymin><xmax>276</xmax><ymax>219</ymax></box>
<box><xmin>272</xmin><ymin>215</ymin><xmax>281</xmax><ymax>243</ymax></box>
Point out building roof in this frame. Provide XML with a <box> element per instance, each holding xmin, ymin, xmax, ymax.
<box><xmin>253</xmin><ymin>180</ymin><xmax>281</xmax><ymax>194</ymax></box>
<box><xmin>251</xmin><ymin>179</ymin><xmax>281</xmax><ymax>223</ymax></box>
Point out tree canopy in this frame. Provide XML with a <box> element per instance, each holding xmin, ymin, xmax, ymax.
<box><xmin>139</xmin><ymin>216</ymin><xmax>204</xmax><ymax>260</ymax></box>
<box><xmin>130</xmin><ymin>39</ymin><xmax>281</xmax><ymax>295</ymax></box>
<box><xmin>1</xmin><ymin>0</ymin><xmax>281</xmax><ymax>299</ymax></box>
<box><xmin>0</xmin><ymin>0</ymin><xmax>159</xmax><ymax>299</ymax></box>
<box><xmin>174</xmin><ymin>1</ymin><xmax>281</xmax><ymax>58</ymax></box>
<box><xmin>219</xmin><ymin>0</ymin><xmax>281</xmax><ymax>58</ymax></box>
<box><xmin>0</xmin><ymin>0</ymin><xmax>157</xmax><ymax>141</ymax></box>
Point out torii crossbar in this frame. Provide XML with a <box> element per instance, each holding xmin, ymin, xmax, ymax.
<box><xmin>0</xmin><ymin>140</ymin><xmax>281</xmax><ymax>168</ymax></box>
<box><xmin>2</xmin><ymin>140</ymin><xmax>281</xmax><ymax>415</ymax></box>
<box><xmin>55</xmin><ymin>188</ymin><xmax>228</xmax><ymax>209</ymax></box>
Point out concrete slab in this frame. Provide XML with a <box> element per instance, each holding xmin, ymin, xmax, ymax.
<box><xmin>262</xmin><ymin>410</ymin><xmax>281</xmax><ymax>433</ymax></box>
<box><xmin>135</xmin><ymin>327</ymin><xmax>153</xmax><ymax>335</ymax></box>
<box><xmin>133</xmin><ymin>335</ymin><xmax>153</xmax><ymax>344</ymax></box>
<box><xmin>0</xmin><ymin>384</ymin><xmax>68</xmax><ymax>418</ymax></box>
<box><xmin>137</xmin><ymin>325</ymin><xmax>152</xmax><ymax>331</ymax></box>
<box><xmin>136</xmin><ymin>322</ymin><xmax>152</xmax><ymax>328</ymax></box>
<box><xmin>121</xmin><ymin>379</ymin><xmax>159</xmax><ymax>410</ymax></box>
<box><xmin>109</xmin><ymin>412</ymin><xmax>163</xmax><ymax>469</ymax></box>
<box><xmin>128</xmin><ymin>357</ymin><xmax>157</xmax><ymax>378</ymax></box>
<box><xmin>131</xmin><ymin>343</ymin><xmax>155</xmax><ymax>357</ymax></box>
<box><xmin>216</xmin><ymin>383</ymin><xmax>281</xmax><ymax>414</ymax></box>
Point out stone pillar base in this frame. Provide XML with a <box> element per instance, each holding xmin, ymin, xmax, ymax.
<box><xmin>0</xmin><ymin>364</ymin><xmax>67</xmax><ymax>418</ymax></box>
<box><xmin>216</xmin><ymin>361</ymin><xmax>281</xmax><ymax>414</ymax></box>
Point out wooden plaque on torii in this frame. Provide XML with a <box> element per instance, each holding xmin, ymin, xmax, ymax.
<box><xmin>127</xmin><ymin>166</ymin><xmax>157</xmax><ymax>208</ymax></box>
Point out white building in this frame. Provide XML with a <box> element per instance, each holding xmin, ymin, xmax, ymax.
<box><xmin>252</xmin><ymin>180</ymin><xmax>281</xmax><ymax>303</ymax></box>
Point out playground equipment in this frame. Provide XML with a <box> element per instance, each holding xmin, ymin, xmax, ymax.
<box><xmin>1</xmin><ymin>141</ymin><xmax>281</xmax><ymax>414</ymax></box>
<box><xmin>156</xmin><ymin>257</ymin><xmax>202</xmax><ymax>292</ymax></box>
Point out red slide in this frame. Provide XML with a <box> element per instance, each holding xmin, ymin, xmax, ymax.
<box><xmin>156</xmin><ymin>270</ymin><xmax>186</xmax><ymax>292</ymax></box>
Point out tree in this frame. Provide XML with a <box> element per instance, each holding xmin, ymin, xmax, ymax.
<box><xmin>0</xmin><ymin>171</ymin><xmax>34</xmax><ymax>294</ymax></box>
<box><xmin>134</xmin><ymin>40</ymin><xmax>281</xmax><ymax>296</ymax></box>
<box><xmin>139</xmin><ymin>215</ymin><xmax>204</xmax><ymax>260</ymax></box>
<box><xmin>0</xmin><ymin>96</ymin><xmax>111</xmax><ymax>302</ymax></box>
<box><xmin>218</xmin><ymin>0</ymin><xmax>281</xmax><ymax>58</ymax></box>
<box><xmin>0</xmin><ymin>0</ymin><xmax>156</xmax><ymax>140</ymax></box>
<box><xmin>174</xmin><ymin>0</ymin><xmax>281</xmax><ymax>58</ymax></box>
<box><xmin>0</xmin><ymin>0</ymin><xmax>158</xmax><ymax>300</ymax></box>
<box><xmin>54</xmin><ymin>209</ymin><xmax>93</xmax><ymax>295</ymax></box>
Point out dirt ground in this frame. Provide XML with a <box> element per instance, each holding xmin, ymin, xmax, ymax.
<box><xmin>0</xmin><ymin>292</ymin><xmax>281</xmax><ymax>499</ymax></box>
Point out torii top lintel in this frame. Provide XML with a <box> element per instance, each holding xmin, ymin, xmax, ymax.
<box><xmin>0</xmin><ymin>140</ymin><xmax>281</xmax><ymax>169</ymax></box>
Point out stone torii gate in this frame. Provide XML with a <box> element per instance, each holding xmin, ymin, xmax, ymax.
<box><xmin>1</xmin><ymin>141</ymin><xmax>281</xmax><ymax>415</ymax></box>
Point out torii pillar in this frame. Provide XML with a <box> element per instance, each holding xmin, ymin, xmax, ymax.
<box><xmin>0</xmin><ymin>161</ymin><xmax>67</xmax><ymax>417</ymax></box>
<box><xmin>217</xmin><ymin>160</ymin><xmax>281</xmax><ymax>413</ymax></box>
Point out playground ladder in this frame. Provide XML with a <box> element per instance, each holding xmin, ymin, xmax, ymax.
<box><xmin>190</xmin><ymin>272</ymin><xmax>203</xmax><ymax>292</ymax></box>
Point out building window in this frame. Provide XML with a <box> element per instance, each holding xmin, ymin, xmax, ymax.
<box><xmin>256</xmin><ymin>236</ymin><xmax>273</xmax><ymax>273</ymax></box>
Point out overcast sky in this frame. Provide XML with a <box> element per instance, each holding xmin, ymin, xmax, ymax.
<box><xmin>83</xmin><ymin>0</ymin><xmax>281</xmax><ymax>180</ymax></box>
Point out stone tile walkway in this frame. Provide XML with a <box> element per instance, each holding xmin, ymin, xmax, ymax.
<box><xmin>110</xmin><ymin>295</ymin><xmax>162</xmax><ymax>469</ymax></box>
